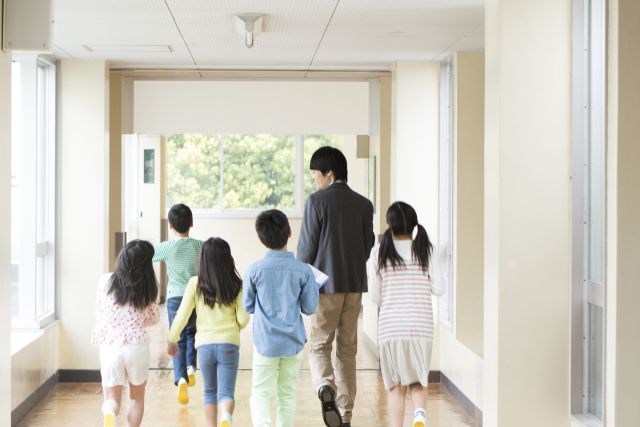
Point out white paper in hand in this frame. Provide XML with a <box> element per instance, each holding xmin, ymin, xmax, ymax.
<box><xmin>308</xmin><ymin>264</ymin><xmax>329</xmax><ymax>288</ymax></box>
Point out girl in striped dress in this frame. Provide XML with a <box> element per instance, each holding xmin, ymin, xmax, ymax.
<box><xmin>369</xmin><ymin>202</ymin><xmax>445</xmax><ymax>427</ymax></box>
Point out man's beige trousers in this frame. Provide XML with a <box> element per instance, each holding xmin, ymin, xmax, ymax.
<box><xmin>309</xmin><ymin>293</ymin><xmax>362</xmax><ymax>424</ymax></box>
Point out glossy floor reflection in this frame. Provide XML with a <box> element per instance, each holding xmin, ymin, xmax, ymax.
<box><xmin>17</xmin><ymin>304</ymin><xmax>479</xmax><ymax>427</ymax></box>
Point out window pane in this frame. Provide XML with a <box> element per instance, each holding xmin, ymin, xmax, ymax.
<box><xmin>37</xmin><ymin>65</ymin><xmax>47</xmax><ymax>243</ymax></box>
<box><xmin>589</xmin><ymin>0</ymin><xmax>605</xmax><ymax>284</ymax></box>
<box><xmin>589</xmin><ymin>304</ymin><xmax>604</xmax><ymax>420</ymax></box>
<box><xmin>303</xmin><ymin>135</ymin><xmax>341</xmax><ymax>202</ymax></box>
<box><xmin>11</xmin><ymin>262</ymin><xmax>19</xmax><ymax>318</ymax></box>
<box><xmin>223</xmin><ymin>134</ymin><xmax>296</xmax><ymax>210</ymax></box>
<box><xmin>166</xmin><ymin>134</ymin><xmax>221</xmax><ymax>209</ymax></box>
<box><xmin>37</xmin><ymin>256</ymin><xmax>46</xmax><ymax>316</ymax></box>
<box><xmin>11</xmin><ymin>62</ymin><xmax>21</xmax><ymax>318</ymax></box>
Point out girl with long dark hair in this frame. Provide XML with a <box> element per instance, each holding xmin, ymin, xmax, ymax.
<box><xmin>167</xmin><ymin>238</ymin><xmax>250</xmax><ymax>427</ymax></box>
<box><xmin>368</xmin><ymin>202</ymin><xmax>446</xmax><ymax>427</ymax></box>
<box><xmin>92</xmin><ymin>239</ymin><xmax>160</xmax><ymax>427</ymax></box>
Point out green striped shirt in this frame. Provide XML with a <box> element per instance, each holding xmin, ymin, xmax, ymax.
<box><xmin>152</xmin><ymin>237</ymin><xmax>203</xmax><ymax>300</ymax></box>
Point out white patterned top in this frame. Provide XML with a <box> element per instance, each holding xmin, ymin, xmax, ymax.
<box><xmin>91</xmin><ymin>273</ymin><xmax>160</xmax><ymax>346</ymax></box>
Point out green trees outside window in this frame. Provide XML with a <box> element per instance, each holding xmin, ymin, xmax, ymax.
<box><xmin>166</xmin><ymin>133</ymin><xmax>341</xmax><ymax>212</ymax></box>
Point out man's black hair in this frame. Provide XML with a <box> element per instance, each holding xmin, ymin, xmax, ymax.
<box><xmin>309</xmin><ymin>146</ymin><xmax>348</xmax><ymax>183</ymax></box>
<box><xmin>168</xmin><ymin>204</ymin><xmax>193</xmax><ymax>234</ymax></box>
<box><xmin>255</xmin><ymin>210</ymin><xmax>290</xmax><ymax>250</ymax></box>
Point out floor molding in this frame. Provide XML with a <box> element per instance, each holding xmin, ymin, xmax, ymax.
<box><xmin>58</xmin><ymin>369</ymin><xmax>102</xmax><ymax>383</ymax></box>
<box><xmin>11</xmin><ymin>373</ymin><xmax>58</xmax><ymax>427</ymax></box>
<box><xmin>440</xmin><ymin>372</ymin><xmax>483</xmax><ymax>426</ymax></box>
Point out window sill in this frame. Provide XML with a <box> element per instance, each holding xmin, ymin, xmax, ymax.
<box><xmin>457</xmin><ymin>337</ymin><xmax>484</xmax><ymax>359</ymax></box>
<box><xmin>180</xmin><ymin>209</ymin><xmax>303</xmax><ymax>220</ymax></box>
<box><xmin>11</xmin><ymin>320</ymin><xmax>60</xmax><ymax>356</ymax></box>
<box><xmin>571</xmin><ymin>414</ymin><xmax>602</xmax><ymax>427</ymax></box>
<box><xmin>439</xmin><ymin>319</ymin><xmax>453</xmax><ymax>331</ymax></box>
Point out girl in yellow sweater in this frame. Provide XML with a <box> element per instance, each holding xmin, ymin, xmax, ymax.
<box><xmin>167</xmin><ymin>238</ymin><xmax>250</xmax><ymax>427</ymax></box>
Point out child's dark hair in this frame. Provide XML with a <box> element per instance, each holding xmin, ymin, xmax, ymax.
<box><xmin>168</xmin><ymin>204</ymin><xmax>193</xmax><ymax>234</ymax></box>
<box><xmin>255</xmin><ymin>210</ymin><xmax>290</xmax><ymax>249</ymax></box>
<box><xmin>108</xmin><ymin>240</ymin><xmax>158</xmax><ymax>310</ymax></box>
<box><xmin>310</xmin><ymin>146</ymin><xmax>348</xmax><ymax>183</ymax></box>
<box><xmin>197</xmin><ymin>238</ymin><xmax>242</xmax><ymax>308</ymax></box>
<box><xmin>378</xmin><ymin>202</ymin><xmax>433</xmax><ymax>272</ymax></box>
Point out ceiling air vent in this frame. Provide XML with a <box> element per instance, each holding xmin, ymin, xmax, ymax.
<box><xmin>82</xmin><ymin>45</ymin><xmax>174</xmax><ymax>53</ymax></box>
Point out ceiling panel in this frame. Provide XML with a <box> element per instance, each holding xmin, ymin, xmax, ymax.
<box><xmin>51</xmin><ymin>0</ymin><xmax>485</xmax><ymax>69</ymax></box>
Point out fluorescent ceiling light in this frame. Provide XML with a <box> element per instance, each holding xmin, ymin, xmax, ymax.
<box><xmin>83</xmin><ymin>45</ymin><xmax>173</xmax><ymax>53</ymax></box>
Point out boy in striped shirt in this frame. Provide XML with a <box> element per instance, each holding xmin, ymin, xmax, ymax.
<box><xmin>153</xmin><ymin>204</ymin><xmax>203</xmax><ymax>404</ymax></box>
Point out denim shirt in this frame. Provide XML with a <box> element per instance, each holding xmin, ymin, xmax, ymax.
<box><xmin>242</xmin><ymin>251</ymin><xmax>319</xmax><ymax>358</ymax></box>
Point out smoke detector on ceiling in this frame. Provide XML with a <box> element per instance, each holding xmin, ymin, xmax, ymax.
<box><xmin>236</xmin><ymin>14</ymin><xmax>263</xmax><ymax>49</ymax></box>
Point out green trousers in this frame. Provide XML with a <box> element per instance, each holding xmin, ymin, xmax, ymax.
<box><xmin>250</xmin><ymin>348</ymin><xmax>303</xmax><ymax>427</ymax></box>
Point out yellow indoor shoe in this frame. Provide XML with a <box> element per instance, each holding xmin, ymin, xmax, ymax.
<box><xmin>187</xmin><ymin>366</ymin><xmax>196</xmax><ymax>387</ymax></box>
<box><xmin>104</xmin><ymin>413</ymin><xmax>116</xmax><ymax>427</ymax></box>
<box><xmin>177</xmin><ymin>378</ymin><xmax>189</xmax><ymax>405</ymax></box>
<box><xmin>220</xmin><ymin>421</ymin><xmax>231</xmax><ymax>427</ymax></box>
<box><xmin>413</xmin><ymin>421</ymin><xmax>425</xmax><ymax>427</ymax></box>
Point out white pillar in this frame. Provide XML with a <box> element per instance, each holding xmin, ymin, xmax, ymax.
<box><xmin>0</xmin><ymin>27</ymin><xmax>13</xmax><ymax>427</ymax></box>
<box><xmin>484</xmin><ymin>0</ymin><xmax>572</xmax><ymax>426</ymax></box>
<box><xmin>59</xmin><ymin>60</ymin><xmax>110</xmax><ymax>369</ymax></box>
<box><xmin>391</xmin><ymin>61</ymin><xmax>441</xmax><ymax>367</ymax></box>
<box><xmin>606</xmin><ymin>0</ymin><xmax>640</xmax><ymax>424</ymax></box>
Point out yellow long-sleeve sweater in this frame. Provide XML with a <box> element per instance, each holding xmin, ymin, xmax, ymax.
<box><xmin>167</xmin><ymin>277</ymin><xmax>250</xmax><ymax>348</ymax></box>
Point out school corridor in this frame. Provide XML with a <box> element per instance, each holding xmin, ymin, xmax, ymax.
<box><xmin>15</xmin><ymin>309</ymin><xmax>478</xmax><ymax>427</ymax></box>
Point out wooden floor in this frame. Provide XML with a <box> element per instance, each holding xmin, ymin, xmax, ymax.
<box><xmin>16</xmin><ymin>304</ymin><xmax>479</xmax><ymax>427</ymax></box>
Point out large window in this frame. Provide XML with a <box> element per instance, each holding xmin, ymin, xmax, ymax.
<box><xmin>166</xmin><ymin>134</ymin><xmax>340</xmax><ymax>217</ymax></box>
<box><xmin>439</xmin><ymin>62</ymin><xmax>454</xmax><ymax>326</ymax></box>
<box><xmin>11</xmin><ymin>55</ymin><xmax>57</xmax><ymax>329</ymax></box>
<box><xmin>584</xmin><ymin>0</ymin><xmax>605</xmax><ymax>420</ymax></box>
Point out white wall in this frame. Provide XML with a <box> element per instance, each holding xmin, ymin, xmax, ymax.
<box><xmin>391</xmin><ymin>62</ymin><xmax>442</xmax><ymax>369</ymax></box>
<box><xmin>134</xmin><ymin>80</ymin><xmax>369</xmax><ymax>135</ymax></box>
<box><xmin>0</xmin><ymin>23</ymin><xmax>13</xmax><ymax>427</ymax></box>
<box><xmin>440</xmin><ymin>327</ymin><xmax>484</xmax><ymax>410</ymax></box>
<box><xmin>484</xmin><ymin>0</ymin><xmax>572</xmax><ymax>425</ymax></box>
<box><xmin>11</xmin><ymin>325</ymin><xmax>59</xmax><ymax>412</ymax></box>
<box><xmin>59</xmin><ymin>60</ymin><xmax>110</xmax><ymax>369</ymax></box>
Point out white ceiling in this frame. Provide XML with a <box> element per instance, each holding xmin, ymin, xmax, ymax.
<box><xmin>53</xmin><ymin>0</ymin><xmax>485</xmax><ymax>69</ymax></box>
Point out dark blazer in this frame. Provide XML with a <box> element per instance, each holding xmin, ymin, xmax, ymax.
<box><xmin>297</xmin><ymin>182</ymin><xmax>375</xmax><ymax>294</ymax></box>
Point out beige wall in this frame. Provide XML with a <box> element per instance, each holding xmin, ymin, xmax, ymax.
<box><xmin>391</xmin><ymin>61</ymin><xmax>442</xmax><ymax>369</ymax></box>
<box><xmin>0</xmin><ymin>21</ymin><xmax>13</xmax><ymax>425</ymax></box>
<box><xmin>109</xmin><ymin>75</ymin><xmax>123</xmax><ymax>271</ymax></box>
<box><xmin>484</xmin><ymin>0</ymin><xmax>571</xmax><ymax>426</ymax></box>
<box><xmin>60</xmin><ymin>60</ymin><xmax>110</xmax><ymax>369</ymax></box>
<box><xmin>11</xmin><ymin>325</ymin><xmax>59</xmax><ymax>411</ymax></box>
<box><xmin>606</xmin><ymin>0</ymin><xmax>640</xmax><ymax>424</ymax></box>
<box><xmin>453</xmin><ymin>52</ymin><xmax>485</xmax><ymax>349</ymax></box>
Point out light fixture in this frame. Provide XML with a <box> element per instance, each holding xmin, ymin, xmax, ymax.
<box><xmin>236</xmin><ymin>14</ymin><xmax>263</xmax><ymax>48</ymax></box>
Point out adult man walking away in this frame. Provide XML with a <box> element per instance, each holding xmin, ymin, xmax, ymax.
<box><xmin>297</xmin><ymin>146</ymin><xmax>375</xmax><ymax>427</ymax></box>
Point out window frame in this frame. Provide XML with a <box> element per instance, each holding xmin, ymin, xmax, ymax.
<box><xmin>167</xmin><ymin>134</ymin><xmax>335</xmax><ymax>219</ymax></box>
<box><xmin>439</xmin><ymin>61</ymin><xmax>454</xmax><ymax>328</ymax></box>
<box><xmin>571</xmin><ymin>0</ymin><xmax>606</xmax><ymax>424</ymax></box>
<box><xmin>11</xmin><ymin>55</ymin><xmax>57</xmax><ymax>330</ymax></box>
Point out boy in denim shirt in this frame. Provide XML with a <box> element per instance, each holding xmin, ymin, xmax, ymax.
<box><xmin>243</xmin><ymin>210</ymin><xmax>319</xmax><ymax>427</ymax></box>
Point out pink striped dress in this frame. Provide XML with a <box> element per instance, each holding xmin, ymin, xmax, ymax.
<box><xmin>369</xmin><ymin>240</ymin><xmax>446</xmax><ymax>389</ymax></box>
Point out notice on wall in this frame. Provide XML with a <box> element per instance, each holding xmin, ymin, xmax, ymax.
<box><xmin>144</xmin><ymin>149</ymin><xmax>154</xmax><ymax>184</ymax></box>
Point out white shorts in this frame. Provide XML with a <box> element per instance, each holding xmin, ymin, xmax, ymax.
<box><xmin>99</xmin><ymin>344</ymin><xmax>150</xmax><ymax>387</ymax></box>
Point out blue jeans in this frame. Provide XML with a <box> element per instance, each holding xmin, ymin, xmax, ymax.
<box><xmin>197</xmin><ymin>344</ymin><xmax>240</xmax><ymax>406</ymax></box>
<box><xmin>167</xmin><ymin>297</ymin><xmax>197</xmax><ymax>385</ymax></box>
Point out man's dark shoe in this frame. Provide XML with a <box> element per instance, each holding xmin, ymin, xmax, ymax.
<box><xmin>318</xmin><ymin>385</ymin><xmax>343</xmax><ymax>427</ymax></box>
<box><xmin>342</xmin><ymin>424</ymin><xmax>351</xmax><ymax>427</ymax></box>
